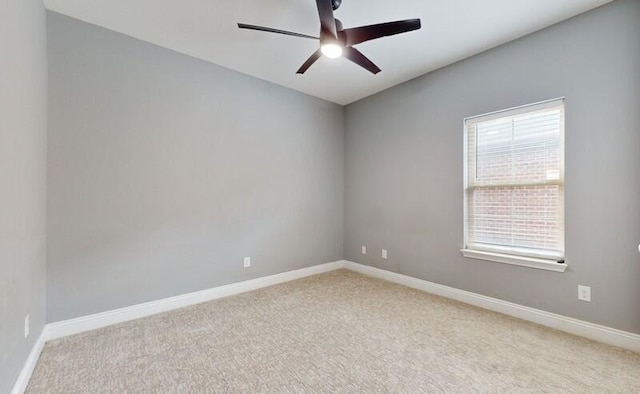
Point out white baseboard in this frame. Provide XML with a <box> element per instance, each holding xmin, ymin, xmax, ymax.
<box><xmin>11</xmin><ymin>329</ymin><xmax>47</xmax><ymax>394</ymax></box>
<box><xmin>46</xmin><ymin>260</ymin><xmax>347</xmax><ymax>340</ymax></box>
<box><xmin>13</xmin><ymin>258</ymin><xmax>640</xmax><ymax>393</ymax></box>
<box><xmin>344</xmin><ymin>261</ymin><xmax>640</xmax><ymax>353</ymax></box>
<box><xmin>13</xmin><ymin>260</ymin><xmax>347</xmax><ymax>393</ymax></box>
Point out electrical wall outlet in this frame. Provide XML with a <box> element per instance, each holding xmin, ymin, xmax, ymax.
<box><xmin>24</xmin><ymin>315</ymin><xmax>29</xmax><ymax>338</ymax></box>
<box><xmin>243</xmin><ymin>257</ymin><xmax>251</xmax><ymax>268</ymax></box>
<box><xmin>578</xmin><ymin>285</ymin><xmax>591</xmax><ymax>302</ymax></box>
<box><xmin>361</xmin><ymin>245</ymin><xmax>367</xmax><ymax>254</ymax></box>
<box><xmin>382</xmin><ymin>249</ymin><xmax>388</xmax><ymax>259</ymax></box>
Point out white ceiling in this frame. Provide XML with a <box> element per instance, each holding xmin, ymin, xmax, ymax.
<box><xmin>44</xmin><ymin>0</ymin><xmax>611</xmax><ymax>105</ymax></box>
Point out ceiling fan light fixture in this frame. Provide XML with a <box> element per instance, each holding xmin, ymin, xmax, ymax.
<box><xmin>238</xmin><ymin>0</ymin><xmax>422</xmax><ymax>74</ymax></box>
<box><xmin>320</xmin><ymin>42</ymin><xmax>343</xmax><ymax>59</ymax></box>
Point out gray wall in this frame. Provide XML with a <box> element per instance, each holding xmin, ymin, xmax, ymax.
<box><xmin>42</xmin><ymin>0</ymin><xmax>640</xmax><ymax>335</ymax></box>
<box><xmin>47</xmin><ymin>12</ymin><xmax>344</xmax><ymax>322</ymax></box>
<box><xmin>345</xmin><ymin>0</ymin><xmax>640</xmax><ymax>334</ymax></box>
<box><xmin>0</xmin><ymin>0</ymin><xmax>48</xmax><ymax>391</ymax></box>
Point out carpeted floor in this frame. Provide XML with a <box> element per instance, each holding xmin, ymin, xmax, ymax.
<box><xmin>27</xmin><ymin>269</ymin><xmax>640</xmax><ymax>393</ymax></box>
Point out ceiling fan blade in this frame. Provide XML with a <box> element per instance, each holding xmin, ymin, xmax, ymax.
<box><xmin>343</xmin><ymin>47</ymin><xmax>381</xmax><ymax>74</ymax></box>
<box><xmin>296</xmin><ymin>49</ymin><xmax>323</xmax><ymax>74</ymax></box>
<box><xmin>238</xmin><ymin>23</ymin><xmax>319</xmax><ymax>40</ymax></box>
<box><xmin>316</xmin><ymin>0</ymin><xmax>337</xmax><ymax>39</ymax></box>
<box><xmin>341</xmin><ymin>19</ymin><xmax>421</xmax><ymax>47</ymax></box>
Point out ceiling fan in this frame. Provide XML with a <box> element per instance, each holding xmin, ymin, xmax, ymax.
<box><xmin>238</xmin><ymin>0</ymin><xmax>421</xmax><ymax>75</ymax></box>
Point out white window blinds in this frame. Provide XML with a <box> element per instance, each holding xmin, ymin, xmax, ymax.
<box><xmin>464</xmin><ymin>99</ymin><xmax>565</xmax><ymax>260</ymax></box>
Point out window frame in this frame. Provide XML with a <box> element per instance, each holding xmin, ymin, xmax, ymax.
<box><xmin>461</xmin><ymin>98</ymin><xmax>567</xmax><ymax>273</ymax></box>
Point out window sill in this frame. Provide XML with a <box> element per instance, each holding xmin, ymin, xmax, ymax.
<box><xmin>460</xmin><ymin>249</ymin><xmax>567</xmax><ymax>273</ymax></box>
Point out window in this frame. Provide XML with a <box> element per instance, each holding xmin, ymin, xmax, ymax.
<box><xmin>462</xmin><ymin>98</ymin><xmax>566</xmax><ymax>272</ymax></box>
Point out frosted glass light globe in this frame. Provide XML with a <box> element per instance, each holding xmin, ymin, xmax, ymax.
<box><xmin>321</xmin><ymin>43</ymin><xmax>343</xmax><ymax>59</ymax></box>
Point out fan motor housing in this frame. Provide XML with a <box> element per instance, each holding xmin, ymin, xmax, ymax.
<box><xmin>332</xmin><ymin>0</ymin><xmax>342</xmax><ymax>11</ymax></box>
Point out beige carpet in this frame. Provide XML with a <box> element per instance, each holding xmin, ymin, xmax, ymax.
<box><xmin>27</xmin><ymin>270</ymin><xmax>640</xmax><ymax>393</ymax></box>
